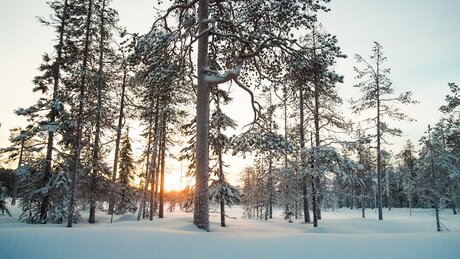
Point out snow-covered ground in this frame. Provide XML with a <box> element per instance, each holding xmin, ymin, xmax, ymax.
<box><xmin>1</xmin><ymin>203</ymin><xmax>459</xmax><ymax>259</ymax></box>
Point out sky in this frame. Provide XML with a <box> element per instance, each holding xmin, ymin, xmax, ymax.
<box><xmin>1</xmin><ymin>0</ymin><xmax>459</xmax><ymax>186</ymax></box>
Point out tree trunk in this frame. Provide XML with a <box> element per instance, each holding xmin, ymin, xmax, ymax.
<box><xmin>159</xmin><ymin>114</ymin><xmax>166</xmax><ymax>219</ymax></box>
<box><xmin>68</xmin><ymin>0</ymin><xmax>93</xmax><ymax>228</ymax></box>
<box><xmin>267</xmin><ymin>151</ymin><xmax>273</xmax><ymax>220</ymax></box>
<box><xmin>428</xmin><ymin>125</ymin><xmax>441</xmax><ymax>231</ymax></box>
<box><xmin>312</xmin><ymin>28</ymin><xmax>321</xmax><ymax>226</ymax></box>
<box><xmin>153</xmin><ymin>149</ymin><xmax>160</xmax><ymax>214</ymax></box>
<box><xmin>149</xmin><ymin>157</ymin><xmax>156</xmax><ymax>218</ymax></box>
<box><xmin>449</xmin><ymin>184</ymin><xmax>457</xmax><ymax>215</ymax></box>
<box><xmin>361</xmin><ymin>170</ymin><xmax>366</xmax><ymax>219</ymax></box>
<box><xmin>299</xmin><ymin>86</ymin><xmax>310</xmax><ymax>223</ymax></box>
<box><xmin>137</xmin><ymin>116</ymin><xmax>160</xmax><ymax>221</ymax></box>
<box><xmin>137</xmin><ymin>148</ymin><xmax>157</xmax><ymax>221</ymax></box>
<box><xmin>109</xmin><ymin>67</ymin><xmax>128</xmax><ymax>215</ymax></box>
<box><xmin>39</xmin><ymin>0</ymin><xmax>68</xmax><ymax>221</ymax></box>
<box><xmin>194</xmin><ymin>0</ymin><xmax>210</xmax><ymax>231</ymax></box>
<box><xmin>311</xmin><ymin>131</ymin><xmax>318</xmax><ymax>227</ymax></box>
<box><xmin>149</xmin><ymin>103</ymin><xmax>159</xmax><ymax>220</ymax></box>
<box><xmin>376</xmin><ymin>52</ymin><xmax>383</xmax><ymax>221</ymax></box>
<box><xmin>218</xmin><ymin>148</ymin><xmax>225</xmax><ymax>227</ymax></box>
<box><xmin>267</xmin><ymin>94</ymin><xmax>273</xmax><ymax>220</ymax></box>
<box><xmin>283</xmin><ymin>86</ymin><xmax>290</xmax><ymax>220</ymax></box>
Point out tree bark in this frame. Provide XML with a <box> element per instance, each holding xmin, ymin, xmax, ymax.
<box><xmin>159</xmin><ymin>113</ymin><xmax>166</xmax><ymax>219</ymax></box>
<box><xmin>299</xmin><ymin>85</ymin><xmax>310</xmax><ymax>223</ymax></box>
<box><xmin>149</xmin><ymin>103</ymin><xmax>159</xmax><ymax>220</ymax></box>
<box><xmin>428</xmin><ymin>125</ymin><xmax>441</xmax><ymax>231</ymax></box>
<box><xmin>376</xmin><ymin>54</ymin><xmax>383</xmax><ymax>220</ymax></box>
<box><xmin>216</xmin><ymin>98</ymin><xmax>226</xmax><ymax>227</ymax></box>
<box><xmin>267</xmin><ymin>93</ymin><xmax>273</xmax><ymax>220</ymax></box>
<box><xmin>283</xmin><ymin>86</ymin><xmax>290</xmax><ymax>220</ymax></box>
<box><xmin>109</xmin><ymin>68</ymin><xmax>128</xmax><ymax>215</ymax></box>
<box><xmin>312</xmin><ymin>27</ymin><xmax>320</xmax><ymax>226</ymax></box>
<box><xmin>194</xmin><ymin>0</ymin><xmax>210</xmax><ymax>231</ymax></box>
<box><xmin>218</xmin><ymin>148</ymin><xmax>225</xmax><ymax>227</ymax></box>
<box><xmin>137</xmin><ymin>122</ymin><xmax>159</xmax><ymax>221</ymax></box>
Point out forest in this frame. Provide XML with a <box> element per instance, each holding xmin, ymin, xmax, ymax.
<box><xmin>0</xmin><ymin>0</ymin><xmax>459</xmax><ymax>240</ymax></box>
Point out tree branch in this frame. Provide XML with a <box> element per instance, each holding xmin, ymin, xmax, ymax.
<box><xmin>233</xmin><ymin>78</ymin><xmax>261</xmax><ymax>125</ymax></box>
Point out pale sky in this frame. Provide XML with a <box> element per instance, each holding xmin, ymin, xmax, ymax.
<box><xmin>1</xmin><ymin>0</ymin><xmax>459</xmax><ymax>185</ymax></box>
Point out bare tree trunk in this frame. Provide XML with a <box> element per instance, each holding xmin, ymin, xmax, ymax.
<box><xmin>282</xmin><ymin>86</ymin><xmax>290</xmax><ymax>220</ymax></box>
<box><xmin>194</xmin><ymin>0</ymin><xmax>210</xmax><ymax>231</ymax></box>
<box><xmin>218</xmin><ymin>148</ymin><xmax>226</xmax><ymax>227</ymax></box>
<box><xmin>267</xmin><ymin>93</ymin><xmax>273</xmax><ymax>220</ymax></box>
<box><xmin>149</xmin><ymin>142</ymin><xmax>155</xmax><ymax>219</ymax></box>
<box><xmin>351</xmin><ymin>185</ymin><xmax>354</xmax><ymax>210</ymax></box>
<box><xmin>299</xmin><ymin>86</ymin><xmax>310</xmax><ymax>223</ymax></box>
<box><xmin>409</xmin><ymin>195</ymin><xmax>412</xmax><ymax>216</ymax></box>
<box><xmin>153</xmin><ymin>150</ymin><xmax>160</xmax><ymax>214</ymax></box>
<box><xmin>149</xmin><ymin>104</ymin><xmax>159</xmax><ymax>220</ymax></box>
<box><xmin>109</xmin><ymin>68</ymin><xmax>128</xmax><ymax>215</ymax></box>
<box><xmin>159</xmin><ymin>115</ymin><xmax>166</xmax><ymax>219</ymax></box>
<box><xmin>311</xmin><ymin>131</ymin><xmax>318</xmax><ymax>227</ymax></box>
<box><xmin>39</xmin><ymin>0</ymin><xmax>68</xmax><ymax>221</ymax></box>
<box><xmin>68</xmin><ymin>0</ymin><xmax>93</xmax><ymax>228</ymax></box>
<box><xmin>268</xmin><ymin>151</ymin><xmax>273</xmax><ymax>220</ymax></box>
<box><xmin>137</xmin><ymin>116</ymin><xmax>160</xmax><ymax>221</ymax></box>
<box><xmin>215</xmin><ymin>97</ymin><xmax>226</xmax><ymax>227</ymax></box>
<box><xmin>149</xmin><ymin>163</ymin><xmax>156</xmax><ymax>218</ymax></box>
<box><xmin>375</xmin><ymin>51</ymin><xmax>384</xmax><ymax>220</ymax></box>
<box><xmin>428</xmin><ymin>125</ymin><xmax>441</xmax><ymax>231</ymax></box>
<box><xmin>449</xmin><ymin>184</ymin><xmax>457</xmax><ymax>215</ymax></box>
<box><xmin>312</xmin><ymin>27</ymin><xmax>320</xmax><ymax>226</ymax></box>
<box><xmin>361</xmin><ymin>172</ymin><xmax>366</xmax><ymax>218</ymax></box>
<box><xmin>137</xmin><ymin>148</ymin><xmax>157</xmax><ymax>221</ymax></box>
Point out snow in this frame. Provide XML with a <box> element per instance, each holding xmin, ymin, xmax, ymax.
<box><xmin>1</xmin><ymin>203</ymin><xmax>460</xmax><ymax>259</ymax></box>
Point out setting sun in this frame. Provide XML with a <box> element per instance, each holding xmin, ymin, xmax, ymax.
<box><xmin>163</xmin><ymin>170</ymin><xmax>190</xmax><ymax>192</ymax></box>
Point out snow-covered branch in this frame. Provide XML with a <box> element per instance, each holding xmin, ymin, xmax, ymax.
<box><xmin>204</xmin><ymin>63</ymin><xmax>261</xmax><ymax>125</ymax></box>
<box><xmin>204</xmin><ymin>65</ymin><xmax>241</xmax><ymax>85</ymax></box>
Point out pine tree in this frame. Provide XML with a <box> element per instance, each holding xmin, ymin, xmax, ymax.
<box><xmin>355</xmin><ymin>131</ymin><xmax>375</xmax><ymax>218</ymax></box>
<box><xmin>9</xmin><ymin>0</ymin><xmax>73</xmax><ymax>223</ymax></box>
<box><xmin>396</xmin><ymin>140</ymin><xmax>418</xmax><ymax>214</ymax></box>
<box><xmin>232</xmin><ymin>103</ymin><xmax>292</xmax><ymax>221</ymax></box>
<box><xmin>439</xmin><ymin>82</ymin><xmax>460</xmax><ymax>214</ymax></box>
<box><xmin>415</xmin><ymin>125</ymin><xmax>458</xmax><ymax>231</ymax></box>
<box><xmin>1</xmin><ymin>128</ymin><xmax>31</xmax><ymax>206</ymax></box>
<box><xmin>114</xmin><ymin>130</ymin><xmax>137</xmax><ymax>214</ymax></box>
<box><xmin>133</xmin><ymin>26</ymin><xmax>189</xmax><ymax>220</ymax></box>
<box><xmin>67</xmin><ymin>0</ymin><xmax>94</xmax><ymax>227</ymax></box>
<box><xmin>352</xmin><ymin>42</ymin><xmax>417</xmax><ymax>220</ymax></box>
<box><xmin>209</xmin><ymin>88</ymin><xmax>238</xmax><ymax>227</ymax></box>
<box><xmin>284</xmin><ymin>24</ymin><xmax>346</xmax><ymax>226</ymax></box>
<box><xmin>152</xmin><ymin>0</ymin><xmax>332</xmax><ymax>230</ymax></box>
<box><xmin>240</xmin><ymin>166</ymin><xmax>267</xmax><ymax>220</ymax></box>
<box><xmin>108</xmin><ymin>30</ymin><xmax>135</xmax><ymax>215</ymax></box>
